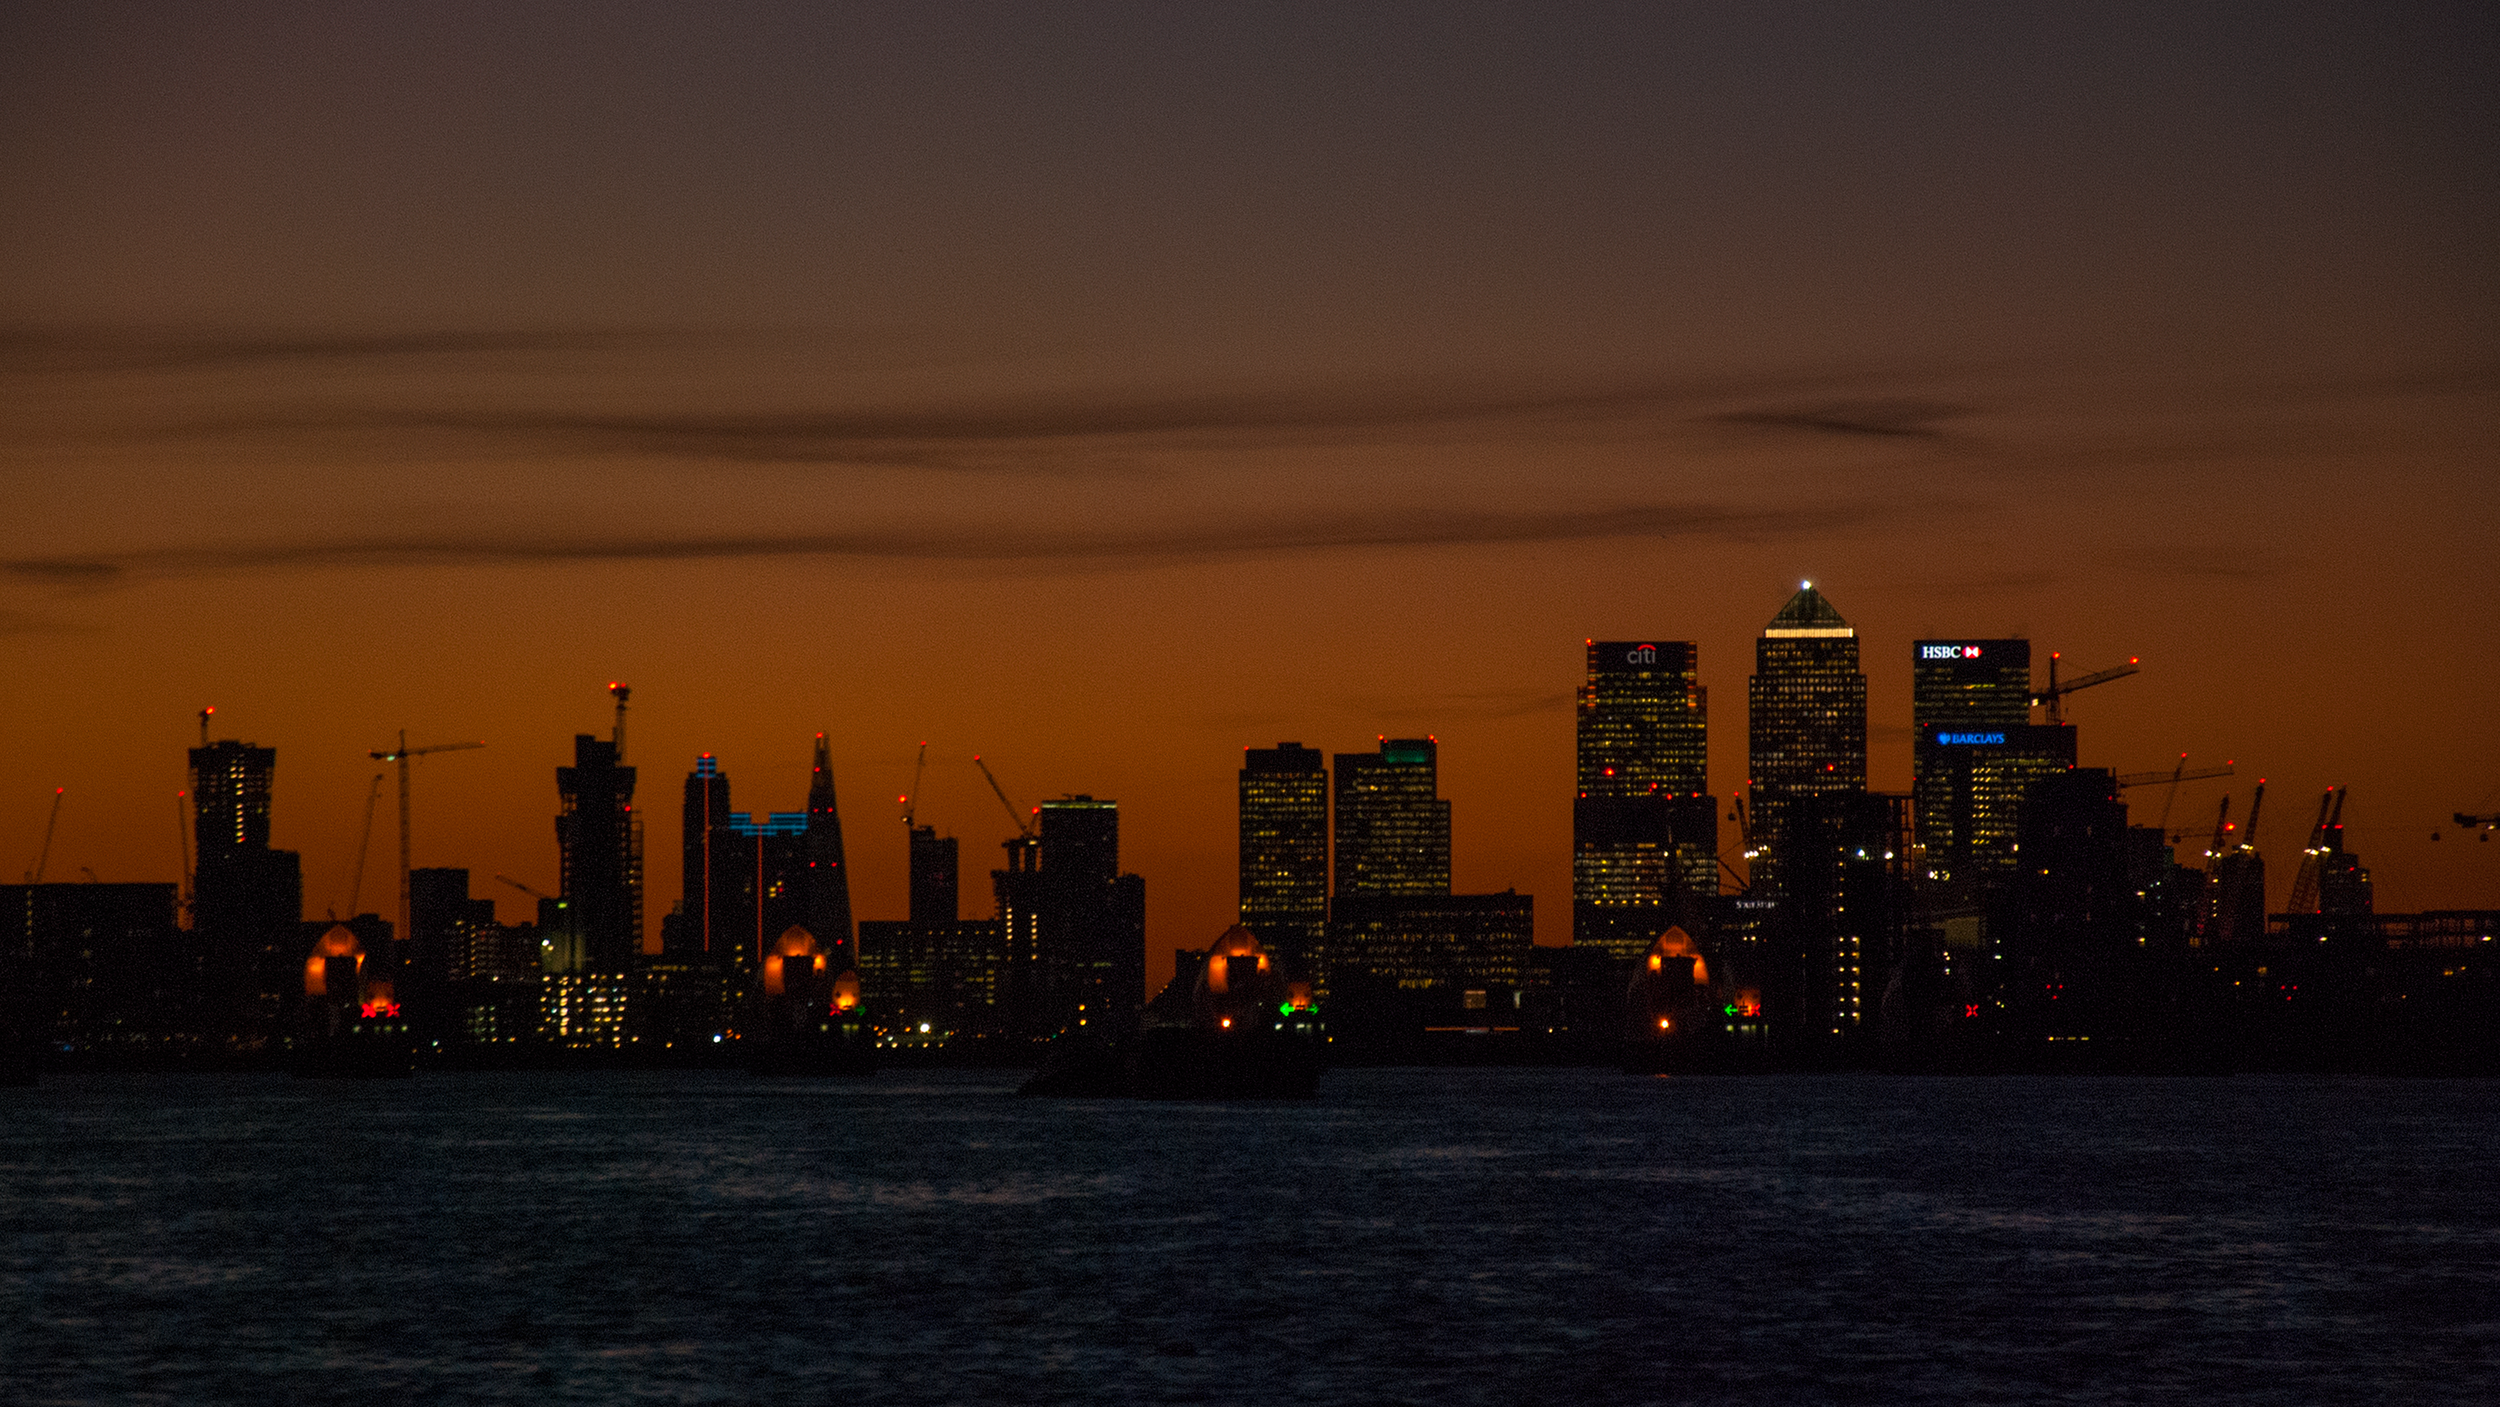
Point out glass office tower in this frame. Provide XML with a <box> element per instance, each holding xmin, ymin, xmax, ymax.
<box><xmin>1573</xmin><ymin>640</ymin><xmax>1715</xmax><ymax>957</ymax></box>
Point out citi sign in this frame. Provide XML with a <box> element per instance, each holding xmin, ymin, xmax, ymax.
<box><xmin>1626</xmin><ymin>645</ymin><xmax>1659</xmax><ymax>665</ymax></box>
<box><xmin>1922</xmin><ymin>644</ymin><xmax>1985</xmax><ymax>660</ymax></box>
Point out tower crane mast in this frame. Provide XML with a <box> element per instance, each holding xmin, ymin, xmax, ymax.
<box><xmin>25</xmin><ymin>787</ymin><xmax>63</xmax><ymax>884</ymax></box>
<box><xmin>345</xmin><ymin>772</ymin><xmax>386</xmax><ymax>918</ymax></box>
<box><xmin>2286</xmin><ymin>787</ymin><xmax>2344</xmax><ymax>914</ymax></box>
<box><xmin>370</xmin><ymin>732</ymin><xmax>485</xmax><ymax>949</ymax></box>
<box><xmin>2199</xmin><ymin>795</ymin><xmax>2233</xmax><ymax>871</ymax></box>
<box><xmin>901</xmin><ymin>742</ymin><xmax>928</xmax><ymax>829</ymax></box>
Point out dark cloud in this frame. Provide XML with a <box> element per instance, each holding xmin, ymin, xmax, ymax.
<box><xmin>7</xmin><ymin>323</ymin><xmax>1952</xmax><ymax>468</ymax></box>
<box><xmin>0</xmin><ymin>325</ymin><xmax>663</xmax><ymax>376</ymax></box>
<box><xmin>1</xmin><ymin>559</ymin><xmax>124</xmax><ymax>587</ymax></box>
<box><xmin>1</xmin><ymin>499</ymin><xmax>1877</xmax><ymax>586</ymax></box>
<box><xmin>1712</xmin><ymin>399</ymin><xmax>1966</xmax><ymax>439</ymax></box>
<box><xmin>0</xmin><ymin>606</ymin><xmax>92</xmax><ymax>637</ymax></box>
<box><xmin>148</xmin><ymin>378</ymin><xmax>1813</xmax><ymax>470</ymax></box>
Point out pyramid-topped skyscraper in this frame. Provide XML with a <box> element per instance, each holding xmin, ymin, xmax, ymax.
<box><xmin>803</xmin><ymin>734</ymin><xmax>856</xmax><ymax>969</ymax></box>
<box><xmin>1746</xmin><ymin>582</ymin><xmax>1868</xmax><ymax>904</ymax></box>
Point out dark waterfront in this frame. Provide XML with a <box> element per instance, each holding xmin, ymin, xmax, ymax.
<box><xmin>5</xmin><ymin>1069</ymin><xmax>2496</xmax><ymax>1405</ymax></box>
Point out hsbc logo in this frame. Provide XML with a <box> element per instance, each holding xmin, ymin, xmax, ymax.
<box><xmin>1626</xmin><ymin>645</ymin><xmax>1657</xmax><ymax>665</ymax></box>
<box><xmin>1921</xmin><ymin>644</ymin><xmax>1984</xmax><ymax>660</ymax></box>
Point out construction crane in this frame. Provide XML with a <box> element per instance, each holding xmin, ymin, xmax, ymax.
<box><xmin>2196</xmin><ymin>794</ymin><xmax>2234</xmax><ymax>869</ymax></box>
<box><xmin>2115</xmin><ymin>755</ymin><xmax>2235</xmax><ymax>836</ymax></box>
<box><xmin>24</xmin><ymin>787</ymin><xmax>63</xmax><ymax>883</ymax></box>
<box><xmin>370</xmin><ymin>732</ymin><xmax>485</xmax><ymax>948</ymax></box>
<box><xmin>2240</xmin><ymin>780</ymin><xmax>2268</xmax><ymax>856</ymax></box>
<box><xmin>2032</xmin><ymin>652</ymin><xmax>2141</xmax><ymax>726</ymax></box>
<box><xmin>344</xmin><ymin>772</ymin><xmax>386</xmax><ymax>918</ymax></box>
<box><xmin>608</xmin><ymin>682</ymin><xmax>631</xmax><ymax>758</ymax></box>
<box><xmin>900</xmin><ymin>741</ymin><xmax>929</xmax><ymax>829</ymax></box>
<box><xmin>2286</xmin><ymin>786</ymin><xmax>2348</xmax><ymax>914</ymax></box>
<box><xmin>496</xmin><ymin>873</ymin><xmax>553</xmax><ymax>901</ymax></box>
<box><xmin>2188</xmin><ymin>793</ymin><xmax>2235</xmax><ymax>942</ymax></box>
<box><xmin>1723</xmin><ymin>793</ymin><xmax>1756</xmax><ymax>892</ymax></box>
<box><xmin>2194</xmin><ymin>782</ymin><xmax>2264</xmax><ymax>941</ymax></box>
<box><xmin>972</xmin><ymin>754</ymin><xmax>1036</xmax><ymax>839</ymax></box>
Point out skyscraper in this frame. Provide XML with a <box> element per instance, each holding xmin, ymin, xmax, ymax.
<box><xmin>1239</xmin><ymin>743</ymin><xmax>1328</xmax><ymax>964</ymax></box>
<box><xmin>189</xmin><ymin>737</ymin><xmax>303</xmax><ymax>1039</ymax></box>
<box><xmin>406</xmin><ymin>866</ymin><xmax>497</xmax><ymax>1040</ymax></box>
<box><xmin>992</xmin><ymin>832</ymin><xmax>1046</xmax><ymax>1034</ymax></box>
<box><xmin>192</xmin><ymin>739</ymin><xmax>275</xmax><ymax>853</ymax></box>
<box><xmin>1045</xmin><ymin>797</ymin><xmax>1144</xmax><ymax>1022</ymax></box>
<box><xmin>1574</xmin><ymin>640</ymin><xmax>1716</xmax><ymax>957</ymax></box>
<box><xmin>725</xmin><ymin>809</ymin><xmax>809</xmax><ymax>964</ymax></box>
<box><xmin>1914</xmin><ymin>723</ymin><xmax>2078</xmax><ymax>887</ymax></box>
<box><xmin>662</xmin><ymin>740</ymin><xmax>852</xmax><ymax>970</ymax></box>
<box><xmin>1912</xmin><ymin>639</ymin><xmax>2031</xmax><ymax>730</ymax></box>
<box><xmin>859</xmin><ymin>821</ymin><xmax>1002</xmax><ymax>1041</ymax></box>
<box><xmin>1005</xmin><ymin>796</ymin><xmax>1146</xmax><ymax>1035</ymax></box>
<box><xmin>1910</xmin><ymin>639</ymin><xmax>2074</xmax><ymax>888</ymax></box>
<box><xmin>1042</xmin><ymin>796</ymin><xmax>1119</xmax><ymax>891</ymax></box>
<box><xmin>671</xmin><ymin>754</ymin><xmax>735</xmax><ymax>958</ymax></box>
<box><xmin>1327</xmin><ymin>890</ymin><xmax>1533</xmax><ymax>995</ymax></box>
<box><xmin>801</xmin><ymin>734</ymin><xmax>854</xmax><ymax>968</ymax></box>
<box><xmin>908</xmin><ymin>824</ymin><xmax>959</xmax><ymax>925</ymax></box>
<box><xmin>1779</xmin><ymin>790</ymin><xmax>1911</xmax><ymax>1039</ymax></box>
<box><xmin>556</xmin><ymin>735</ymin><xmax>639</xmax><ymax>973</ymax></box>
<box><xmin>1746</xmin><ymin>584</ymin><xmax>1867</xmax><ymax>905</ymax></box>
<box><xmin>2004</xmin><ymin>768</ymin><xmax>2136</xmax><ymax>1043</ymax></box>
<box><xmin>1334</xmin><ymin>738</ymin><xmax>1450</xmax><ymax>897</ymax></box>
<box><xmin>2</xmin><ymin>882</ymin><xmax>182</xmax><ymax>1057</ymax></box>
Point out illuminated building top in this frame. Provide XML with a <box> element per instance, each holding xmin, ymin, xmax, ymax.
<box><xmin>1747</xmin><ymin>584</ymin><xmax>1868</xmax><ymax>900</ymax></box>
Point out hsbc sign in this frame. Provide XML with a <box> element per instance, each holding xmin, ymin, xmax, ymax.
<box><xmin>1921</xmin><ymin>644</ymin><xmax>1985</xmax><ymax>660</ymax></box>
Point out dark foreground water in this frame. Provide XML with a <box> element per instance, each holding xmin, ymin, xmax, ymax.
<box><xmin>4</xmin><ymin>1069</ymin><xmax>2497</xmax><ymax>1405</ymax></box>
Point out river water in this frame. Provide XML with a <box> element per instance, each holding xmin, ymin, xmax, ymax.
<box><xmin>4</xmin><ymin>1068</ymin><xmax>2495</xmax><ymax>1404</ymax></box>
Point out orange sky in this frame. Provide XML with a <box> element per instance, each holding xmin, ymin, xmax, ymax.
<box><xmin>3</xmin><ymin>3</ymin><xmax>2494</xmax><ymax>994</ymax></box>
